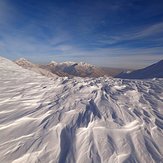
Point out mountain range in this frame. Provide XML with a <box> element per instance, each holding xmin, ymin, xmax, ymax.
<box><xmin>15</xmin><ymin>58</ymin><xmax>124</xmax><ymax>78</ymax></box>
<box><xmin>16</xmin><ymin>58</ymin><xmax>163</xmax><ymax>79</ymax></box>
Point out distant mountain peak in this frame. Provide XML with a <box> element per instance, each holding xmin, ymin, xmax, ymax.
<box><xmin>15</xmin><ymin>58</ymin><xmax>35</xmax><ymax>67</ymax></box>
<box><xmin>61</xmin><ymin>61</ymin><xmax>77</xmax><ymax>65</ymax></box>
<box><xmin>16</xmin><ymin>58</ymin><xmax>32</xmax><ymax>63</ymax></box>
<box><xmin>17</xmin><ymin>58</ymin><xmax>28</xmax><ymax>61</ymax></box>
<box><xmin>49</xmin><ymin>61</ymin><xmax>58</xmax><ymax>65</ymax></box>
<box><xmin>78</xmin><ymin>62</ymin><xmax>94</xmax><ymax>67</ymax></box>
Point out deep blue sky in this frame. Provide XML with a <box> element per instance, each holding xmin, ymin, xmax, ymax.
<box><xmin>0</xmin><ymin>0</ymin><xmax>163</xmax><ymax>68</ymax></box>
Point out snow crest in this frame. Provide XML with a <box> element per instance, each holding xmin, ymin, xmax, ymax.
<box><xmin>0</xmin><ymin>57</ymin><xmax>163</xmax><ymax>163</ymax></box>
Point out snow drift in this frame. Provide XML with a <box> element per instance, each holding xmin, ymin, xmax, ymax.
<box><xmin>0</xmin><ymin>56</ymin><xmax>163</xmax><ymax>163</ymax></box>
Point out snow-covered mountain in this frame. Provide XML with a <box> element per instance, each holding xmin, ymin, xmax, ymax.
<box><xmin>46</xmin><ymin>60</ymin><xmax>106</xmax><ymax>77</ymax></box>
<box><xmin>15</xmin><ymin>58</ymin><xmax>57</xmax><ymax>78</ymax></box>
<box><xmin>1</xmin><ymin>56</ymin><xmax>163</xmax><ymax>163</ymax></box>
<box><xmin>15</xmin><ymin>59</ymin><xmax>106</xmax><ymax>77</ymax></box>
<box><xmin>116</xmin><ymin>60</ymin><xmax>163</xmax><ymax>79</ymax></box>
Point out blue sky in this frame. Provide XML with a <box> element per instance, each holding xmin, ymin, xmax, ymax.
<box><xmin>0</xmin><ymin>0</ymin><xmax>163</xmax><ymax>68</ymax></box>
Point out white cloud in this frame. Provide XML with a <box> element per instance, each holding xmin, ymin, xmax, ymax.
<box><xmin>100</xmin><ymin>22</ymin><xmax>163</xmax><ymax>44</ymax></box>
<box><xmin>0</xmin><ymin>32</ymin><xmax>162</xmax><ymax>68</ymax></box>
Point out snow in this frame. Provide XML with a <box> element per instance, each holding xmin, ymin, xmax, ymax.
<box><xmin>0</xmin><ymin>56</ymin><xmax>163</xmax><ymax>163</ymax></box>
<box><xmin>15</xmin><ymin>58</ymin><xmax>57</xmax><ymax>78</ymax></box>
<box><xmin>50</xmin><ymin>61</ymin><xmax>58</xmax><ymax>65</ymax></box>
<box><xmin>116</xmin><ymin>60</ymin><xmax>163</xmax><ymax>79</ymax></box>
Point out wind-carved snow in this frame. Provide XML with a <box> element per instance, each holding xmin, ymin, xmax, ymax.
<box><xmin>0</xmin><ymin>57</ymin><xmax>163</xmax><ymax>163</ymax></box>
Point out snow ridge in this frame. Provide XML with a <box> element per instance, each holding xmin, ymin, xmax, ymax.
<box><xmin>116</xmin><ymin>60</ymin><xmax>163</xmax><ymax>79</ymax></box>
<box><xmin>15</xmin><ymin>58</ymin><xmax>57</xmax><ymax>78</ymax></box>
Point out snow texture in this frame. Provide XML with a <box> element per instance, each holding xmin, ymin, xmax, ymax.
<box><xmin>0</xmin><ymin>57</ymin><xmax>163</xmax><ymax>163</ymax></box>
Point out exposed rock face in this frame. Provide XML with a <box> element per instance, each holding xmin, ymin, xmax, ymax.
<box><xmin>45</xmin><ymin>61</ymin><xmax>106</xmax><ymax>77</ymax></box>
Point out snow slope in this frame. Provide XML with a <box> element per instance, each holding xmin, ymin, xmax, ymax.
<box><xmin>0</xmin><ymin>56</ymin><xmax>163</xmax><ymax>163</ymax></box>
<box><xmin>15</xmin><ymin>58</ymin><xmax>57</xmax><ymax>78</ymax></box>
<box><xmin>116</xmin><ymin>60</ymin><xmax>163</xmax><ymax>79</ymax></box>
